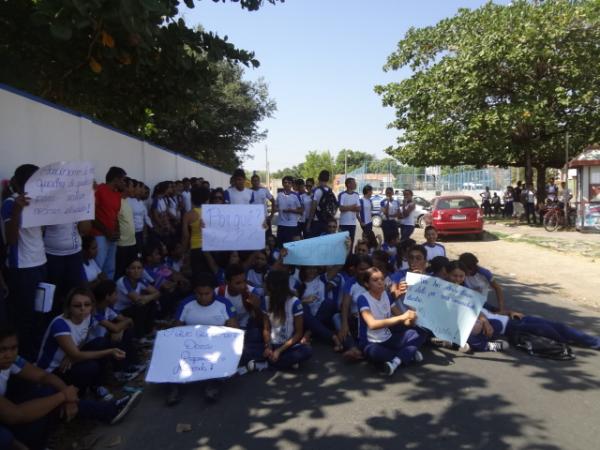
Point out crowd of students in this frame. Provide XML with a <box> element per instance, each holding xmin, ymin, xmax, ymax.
<box><xmin>1</xmin><ymin>163</ymin><xmax>598</xmax><ymax>450</ymax></box>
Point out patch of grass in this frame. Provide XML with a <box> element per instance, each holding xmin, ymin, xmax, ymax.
<box><xmin>488</xmin><ymin>230</ymin><xmax>600</xmax><ymax>259</ymax></box>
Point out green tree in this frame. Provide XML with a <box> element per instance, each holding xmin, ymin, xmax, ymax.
<box><xmin>272</xmin><ymin>164</ymin><xmax>304</xmax><ymax>180</ymax></box>
<box><xmin>0</xmin><ymin>0</ymin><xmax>280</xmax><ymax>171</ymax></box>
<box><xmin>300</xmin><ymin>150</ymin><xmax>336</xmax><ymax>181</ymax></box>
<box><xmin>335</xmin><ymin>149</ymin><xmax>375</xmax><ymax>174</ymax></box>
<box><xmin>375</xmin><ymin>0</ymin><xmax>600</xmax><ymax>198</ymax></box>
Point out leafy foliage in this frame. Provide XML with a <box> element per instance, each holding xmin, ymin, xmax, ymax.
<box><xmin>375</xmin><ymin>0</ymin><xmax>600</xmax><ymax>188</ymax></box>
<box><xmin>0</xmin><ymin>0</ymin><xmax>281</xmax><ymax>172</ymax></box>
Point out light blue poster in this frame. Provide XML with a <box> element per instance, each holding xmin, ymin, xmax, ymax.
<box><xmin>404</xmin><ymin>272</ymin><xmax>486</xmax><ymax>346</ymax></box>
<box><xmin>283</xmin><ymin>231</ymin><xmax>349</xmax><ymax>266</ymax></box>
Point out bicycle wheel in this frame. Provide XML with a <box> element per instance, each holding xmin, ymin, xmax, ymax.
<box><xmin>543</xmin><ymin>211</ymin><xmax>559</xmax><ymax>232</ymax></box>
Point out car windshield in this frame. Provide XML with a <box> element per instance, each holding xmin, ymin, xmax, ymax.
<box><xmin>436</xmin><ymin>198</ymin><xmax>478</xmax><ymax>210</ymax></box>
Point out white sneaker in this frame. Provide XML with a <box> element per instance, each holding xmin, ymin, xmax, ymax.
<box><xmin>458</xmin><ymin>343</ymin><xmax>471</xmax><ymax>353</ymax></box>
<box><xmin>95</xmin><ymin>386</ymin><xmax>114</xmax><ymax>401</ymax></box>
<box><xmin>384</xmin><ymin>358</ymin><xmax>401</xmax><ymax>376</ymax></box>
<box><xmin>247</xmin><ymin>360</ymin><xmax>269</xmax><ymax>372</ymax></box>
<box><xmin>486</xmin><ymin>340</ymin><xmax>509</xmax><ymax>352</ymax></box>
<box><xmin>413</xmin><ymin>350</ymin><xmax>423</xmax><ymax>363</ymax></box>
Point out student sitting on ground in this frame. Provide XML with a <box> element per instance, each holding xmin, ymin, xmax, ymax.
<box><xmin>82</xmin><ymin>235</ymin><xmax>107</xmax><ymax>287</ymax></box>
<box><xmin>0</xmin><ymin>325</ymin><xmax>140</xmax><ymax>450</ymax></box>
<box><xmin>357</xmin><ymin>267</ymin><xmax>425</xmax><ymax>376</ymax></box>
<box><xmin>427</xmin><ymin>256</ymin><xmax>451</xmax><ymax>279</ymax></box>
<box><xmin>459</xmin><ymin>252</ymin><xmax>506</xmax><ymax>313</ymax></box>
<box><xmin>446</xmin><ymin>261</ymin><xmax>508</xmax><ymax>353</ymax></box>
<box><xmin>245</xmin><ymin>250</ymin><xmax>269</xmax><ymax>296</ymax></box>
<box><xmin>262</xmin><ymin>270</ymin><xmax>313</xmax><ymax>370</ymax></box>
<box><xmin>422</xmin><ymin>226</ymin><xmax>446</xmax><ymax>261</ymax></box>
<box><xmin>37</xmin><ymin>288</ymin><xmax>128</xmax><ymax>400</ymax></box>
<box><xmin>295</xmin><ymin>266</ymin><xmax>343</xmax><ymax>352</ymax></box>
<box><xmin>167</xmin><ymin>273</ymin><xmax>239</xmax><ymax>406</ymax></box>
<box><xmin>114</xmin><ymin>258</ymin><xmax>161</xmax><ymax>339</ymax></box>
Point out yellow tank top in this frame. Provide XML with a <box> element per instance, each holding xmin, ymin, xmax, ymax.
<box><xmin>190</xmin><ymin>207</ymin><xmax>202</xmax><ymax>250</ymax></box>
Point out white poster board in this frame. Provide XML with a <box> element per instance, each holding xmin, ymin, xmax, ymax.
<box><xmin>145</xmin><ymin>325</ymin><xmax>245</xmax><ymax>383</ymax></box>
<box><xmin>202</xmin><ymin>204</ymin><xmax>265</xmax><ymax>251</ymax></box>
<box><xmin>404</xmin><ymin>272</ymin><xmax>486</xmax><ymax>346</ymax></box>
<box><xmin>21</xmin><ymin>161</ymin><xmax>95</xmax><ymax>228</ymax></box>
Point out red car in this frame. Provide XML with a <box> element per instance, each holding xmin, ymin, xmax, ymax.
<box><xmin>426</xmin><ymin>195</ymin><xmax>484</xmax><ymax>238</ymax></box>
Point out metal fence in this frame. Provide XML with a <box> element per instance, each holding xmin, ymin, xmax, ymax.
<box><xmin>347</xmin><ymin>166</ymin><xmax>511</xmax><ymax>193</ymax></box>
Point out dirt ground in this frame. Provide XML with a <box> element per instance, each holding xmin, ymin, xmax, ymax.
<box><xmin>440</xmin><ymin>233</ymin><xmax>600</xmax><ymax>311</ymax></box>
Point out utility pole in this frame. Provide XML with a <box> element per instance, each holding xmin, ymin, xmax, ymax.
<box><xmin>265</xmin><ymin>146</ymin><xmax>270</xmax><ymax>191</ymax></box>
<box><xmin>565</xmin><ymin>132</ymin><xmax>570</xmax><ymax>225</ymax></box>
<box><xmin>344</xmin><ymin>151</ymin><xmax>348</xmax><ymax>180</ymax></box>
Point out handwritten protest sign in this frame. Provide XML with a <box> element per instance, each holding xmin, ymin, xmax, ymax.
<box><xmin>202</xmin><ymin>204</ymin><xmax>265</xmax><ymax>251</ymax></box>
<box><xmin>283</xmin><ymin>231</ymin><xmax>349</xmax><ymax>266</ymax></box>
<box><xmin>404</xmin><ymin>272</ymin><xmax>486</xmax><ymax>346</ymax></box>
<box><xmin>145</xmin><ymin>325</ymin><xmax>245</xmax><ymax>383</ymax></box>
<box><xmin>21</xmin><ymin>161</ymin><xmax>95</xmax><ymax>228</ymax></box>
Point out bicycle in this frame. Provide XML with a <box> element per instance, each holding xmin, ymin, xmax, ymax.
<box><xmin>543</xmin><ymin>202</ymin><xmax>576</xmax><ymax>232</ymax></box>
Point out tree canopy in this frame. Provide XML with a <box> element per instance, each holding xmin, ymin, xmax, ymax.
<box><xmin>375</xmin><ymin>0</ymin><xmax>600</xmax><ymax>189</ymax></box>
<box><xmin>0</xmin><ymin>0</ymin><xmax>281</xmax><ymax>172</ymax></box>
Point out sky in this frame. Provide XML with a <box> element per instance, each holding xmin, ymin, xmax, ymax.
<box><xmin>184</xmin><ymin>0</ymin><xmax>509</xmax><ymax>173</ymax></box>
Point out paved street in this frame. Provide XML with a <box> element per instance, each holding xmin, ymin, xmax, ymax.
<box><xmin>99</xmin><ymin>251</ymin><xmax>600</xmax><ymax>450</ymax></box>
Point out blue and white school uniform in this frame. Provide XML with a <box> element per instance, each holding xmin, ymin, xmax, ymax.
<box><xmin>380</xmin><ymin>198</ymin><xmax>400</xmax><ymax>242</ymax></box>
<box><xmin>44</xmin><ymin>222</ymin><xmax>85</xmax><ymax>299</ymax></box>
<box><xmin>465</xmin><ymin>266</ymin><xmax>494</xmax><ymax>307</ymax></box>
<box><xmin>216</xmin><ymin>285</ymin><xmax>259</xmax><ymax>329</ymax></box>
<box><xmin>359</xmin><ymin>198</ymin><xmax>373</xmax><ymax>231</ymax></box>
<box><xmin>176</xmin><ymin>295</ymin><xmax>236</xmax><ymax>326</ymax></box>
<box><xmin>250</xmin><ymin>187</ymin><xmax>274</xmax><ymax>218</ymax></box>
<box><xmin>89</xmin><ymin>307</ymin><xmax>119</xmax><ymax>341</ymax></box>
<box><xmin>381</xmin><ymin>242</ymin><xmax>398</xmax><ymax>260</ymax></box>
<box><xmin>263</xmin><ymin>296</ymin><xmax>313</xmax><ymax>368</ymax></box>
<box><xmin>83</xmin><ymin>258</ymin><xmax>103</xmax><ymax>283</ymax></box>
<box><xmin>114</xmin><ymin>277</ymin><xmax>151</xmax><ymax>312</ymax></box>
<box><xmin>37</xmin><ymin>314</ymin><xmax>93</xmax><ymax>372</ymax></box>
<box><xmin>423</xmin><ymin>243</ymin><xmax>446</xmax><ymax>261</ymax></box>
<box><xmin>224</xmin><ymin>187</ymin><xmax>253</xmax><ymax>205</ymax></box>
<box><xmin>357</xmin><ymin>291</ymin><xmax>424</xmax><ymax>365</ymax></box>
<box><xmin>247</xmin><ymin>268</ymin><xmax>267</xmax><ymax>296</ymax></box>
<box><xmin>0</xmin><ymin>356</ymin><xmax>26</xmax><ymax>396</ymax></box>
<box><xmin>338</xmin><ymin>191</ymin><xmax>360</xmax><ymax>241</ymax></box>
<box><xmin>298</xmin><ymin>192</ymin><xmax>313</xmax><ymax>227</ymax></box>
<box><xmin>276</xmin><ymin>191</ymin><xmax>302</xmax><ymax>245</ymax></box>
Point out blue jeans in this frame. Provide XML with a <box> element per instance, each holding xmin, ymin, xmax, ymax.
<box><xmin>468</xmin><ymin>319</ymin><xmax>504</xmax><ymax>351</ymax></box>
<box><xmin>46</xmin><ymin>252</ymin><xmax>85</xmax><ymax>313</ymax></box>
<box><xmin>269</xmin><ymin>343</ymin><xmax>312</xmax><ymax>369</ymax></box>
<box><xmin>6</xmin><ymin>265</ymin><xmax>47</xmax><ymax>361</ymax></box>
<box><xmin>303</xmin><ymin>298</ymin><xmax>338</xmax><ymax>342</ymax></box>
<box><xmin>362</xmin><ymin>326</ymin><xmax>426</xmax><ymax>365</ymax></box>
<box><xmin>506</xmin><ymin>316</ymin><xmax>600</xmax><ymax>348</ymax></box>
<box><xmin>381</xmin><ymin>220</ymin><xmax>398</xmax><ymax>243</ymax></box>
<box><xmin>94</xmin><ymin>236</ymin><xmax>117</xmax><ymax>280</ymax></box>
<box><xmin>400</xmin><ymin>224</ymin><xmax>415</xmax><ymax>242</ymax></box>
<box><xmin>277</xmin><ymin>225</ymin><xmax>299</xmax><ymax>247</ymax></box>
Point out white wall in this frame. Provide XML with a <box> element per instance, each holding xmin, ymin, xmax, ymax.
<box><xmin>0</xmin><ymin>84</ymin><xmax>230</xmax><ymax>188</ymax></box>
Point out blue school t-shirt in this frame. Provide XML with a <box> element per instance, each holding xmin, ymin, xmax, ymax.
<box><xmin>88</xmin><ymin>306</ymin><xmax>119</xmax><ymax>340</ymax></box>
<box><xmin>0</xmin><ymin>356</ymin><xmax>26</xmax><ymax>396</ymax></box>
<box><xmin>37</xmin><ymin>314</ymin><xmax>93</xmax><ymax>372</ymax></box>
<box><xmin>343</xmin><ymin>277</ymin><xmax>367</xmax><ymax>315</ymax></box>
<box><xmin>264</xmin><ymin>296</ymin><xmax>303</xmax><ymax>345</ymax></box>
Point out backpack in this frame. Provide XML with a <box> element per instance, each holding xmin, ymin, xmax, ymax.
<box><xmin>315</xmin><ymin>187</ymin><xmax>338</xmax><ymax>222</ymax></box>
<box><xmin>509</xmin><ymin>331</ymin><xmax>575</xmax><ymax>361</ymax></box>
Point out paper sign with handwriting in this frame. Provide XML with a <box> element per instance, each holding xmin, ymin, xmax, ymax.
<box><xmin>21</xmin><ymin>161</ymin><xmax>95</xmax><ymax>228</ymax></box>
<box><xmin>202</xmin><ymin>204</ymin><xmax>266</xmax><ymax>251</ymax></box>
<box><xmin>404</xmin><ymin>272</ymin><xmax>486</xmax><ymax>346</ymax></box>
<box><xmin>283</xmin><ymin>231</ymin><xmax>349</xmax><ymax>266</ymax></box>
<box><xmin>145</xmin><ymin>325</ymin><xmax>245</xmax><ymax>383</ymax></box>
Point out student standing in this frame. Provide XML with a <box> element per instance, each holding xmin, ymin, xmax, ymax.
<box><xmin>1</xmin><ymin>164</ymin><xmax>47</xmax><ymax>361</ymax></box>
<box><xmin>91</xmin><ymin>167</ymin><xmax>127</xmax><ymax>280</ymax></box>
<box><xmin>250</xmin><ymin>174</ymin><xmax>276</xmax><ymax>235</ymax></box>
<box><xmin>399</xmin><ymin>189</ymin><xmax>416</xmax><ymax>242</ymax></box>
<box><xmin>337</xmin><ymin>178</ymin><xmax>361</xmax><ymax>248</ymax></box>
<box><xmin>115</xmin><ymin>178</ymin><xmax>138</xmax><ymax>279</ymax></box>
<box><xmin>306</xmin><ymin>170</ymin><xmax>335</xmax><ymax>238</ymax></box>
<box><xmin>276</xmin><ymin>176</ymin><xmax>303</xmax><ymax>247</ymax></box>
<box><xmin>224</xmin><ymin>169</ymin><xmax>253</xmax><ymax>204</ymax></box>
<box><xmin>380</xmin><ymin>187</ymin><xmax>400</xmax><ymax>244</ymax></box>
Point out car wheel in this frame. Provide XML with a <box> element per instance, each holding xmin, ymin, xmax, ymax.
<box><xmin>372</xmin><ymin>215</ymin><xmax>382</xmax><ymax>228</ymax></box>
<box><xmin>417</xmin><ymin>215</ymin><xmax>426</xmax><ymax>229</ymax></box>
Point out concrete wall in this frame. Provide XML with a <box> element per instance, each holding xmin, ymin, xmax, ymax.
<box><xmin>0</xmin><ymin>84</ymin><xmax>230</xmax><ymax>188</ymax></box>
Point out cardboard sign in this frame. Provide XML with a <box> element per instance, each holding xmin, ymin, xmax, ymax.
<box><xmin>21</xmin><ymin>161</ymin><xmax>95</xmax><ymax>228</ymax></box>
<box><xmin>283</xmin><ymin>231</ymin><xmax>349</xmax><ymax>266</ymax></box>
<box><xmin>202</xmin><ymin>204</ymin><xmax>265</xmax><ymax>251</ymax></box>
<box><xmin>404</xmin><ymin>272</ymin><xmax>486</xmax><ymax>346</ymax></box>
<box><xmin>145</xmin><ymin>325</ymin><xmax>245</xmax><ymax>383</ymax></box>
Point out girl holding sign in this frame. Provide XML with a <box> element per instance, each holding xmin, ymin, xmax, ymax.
<box><xmin>357</xmin><ymin>267</ymin><xmax>425</xmax><ymax>375</ymax></box>
<box><xmin>262</xmin><ymin>270</ymin><xmax>312</xmax><ymax>370</ymax></box>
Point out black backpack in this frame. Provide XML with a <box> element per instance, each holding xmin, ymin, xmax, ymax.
<box><xmin>509</xmin><ymin>331</ymin><xmax>575</xmax><ymax>361</ymax></box>
<box><xmin>316</xmin><ymin>187</ymin><xmax>338</xmax><ymax>222</ymax></box>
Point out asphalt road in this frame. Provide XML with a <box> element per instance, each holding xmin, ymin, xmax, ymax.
<box><xmin>102</xmin><ymin>271</ymin><xmax>600</xmax><ymax>450</ymax></box>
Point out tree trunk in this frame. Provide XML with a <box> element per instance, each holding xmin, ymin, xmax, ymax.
<box><xmin>525</xmin><ymin>147</ymin><xmax>533</xmax><ymax>187</ymax></box>
<box><xmin>536</xmin><ymin>164</ymin><xmax>546</xmax><ymax>204</ymax></box>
